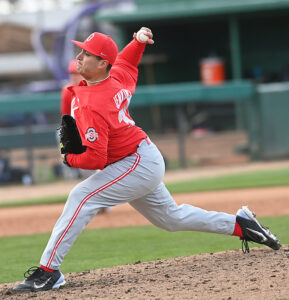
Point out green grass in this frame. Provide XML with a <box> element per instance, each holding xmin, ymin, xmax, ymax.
<box><xmin>1</xmin><ymin>216</ymin><xmax>288</xmax><ymax>284</ymax></box>
<box><xmin>166</xmin><ymin>167</ymin><xmax>289</xmax><ymax>193</ymax></box>
<box><xmin>0</xmin><ymin>195</ymin><xmax>67</xmax><ymax>208</ymax></box>
<box><xmin>1</xmin><ymin>167</ymin><xmax>289</xmax><ymax>208</ymax></box>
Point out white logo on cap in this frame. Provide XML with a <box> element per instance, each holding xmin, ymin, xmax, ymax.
<box><xmin>86</xmin><ymin>33</ymin><xmax>95</xmax><ymax>42</ymax></box>
<box><xmin>100</xmin><ymin>52</ymin><xmax>107</xmax><ymax>56</ymax></box>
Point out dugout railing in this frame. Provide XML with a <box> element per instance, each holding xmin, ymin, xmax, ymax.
<box><xmin>0</xmin><ymin>80</ymin><xmax>254</xmax><ymax>182</ymax></box>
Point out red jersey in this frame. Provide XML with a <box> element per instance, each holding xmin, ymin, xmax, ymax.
<box><xmin>66</xmin><ymin>39</ymin><xmax>147</xmax><ymax>170</ymax></box>
<box><xmin>60</xmin><ymin>84</ymin><xmax>74</xmax><ymax>115</ymax></box>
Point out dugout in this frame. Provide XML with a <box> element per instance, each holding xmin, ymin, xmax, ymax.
<box><xmin>91</xmin><ymin>0</ymin><xmax>289</xmax><ymax>134</ymax></box>
<box><xmin>94</xmin><ymin>0</ymin><xmax>289</xmax><ymax>83</ymax></box>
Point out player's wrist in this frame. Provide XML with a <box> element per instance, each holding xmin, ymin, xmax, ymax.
<box><xmin>63</xmin><ymin>153</ymin><xmax>71</xmax><ymax>167</ymax></box>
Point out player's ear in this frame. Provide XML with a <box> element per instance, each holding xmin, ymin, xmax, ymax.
<box><xmin>99</xmin><ymin>59</ymin><xmax>109</xmax><ymax>71</ymax></box>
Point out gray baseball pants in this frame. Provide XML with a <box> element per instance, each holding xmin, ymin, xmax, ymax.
<box><xmin>40</xmin><ymin>139</ymin><xmax>236</xmax><ymax>269</ymax></box>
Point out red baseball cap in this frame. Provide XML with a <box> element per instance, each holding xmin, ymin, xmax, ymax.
<box><xmin>72</xmin><ymin>32</ymin><xmax>118</xmax><ymax>65</ymax></box>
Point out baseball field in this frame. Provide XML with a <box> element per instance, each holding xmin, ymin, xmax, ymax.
<box><xmin>0</xmin><ymin>161</ymin><xmax>289</xmax><ymax>299</ymax></box>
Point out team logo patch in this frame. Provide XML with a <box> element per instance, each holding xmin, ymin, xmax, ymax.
<box><xmin>85</xmin><ymin>128</ymin><xmax>98</xmax><ymax>142</ymax></box>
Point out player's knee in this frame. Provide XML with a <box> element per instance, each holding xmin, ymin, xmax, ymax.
<box><xmin>67</xmin><ymin>186</ymin><xmax>85</xmax><ymax>204</ymax></box>
<box><xmin>159</xmin><ymin>213</ymin><xmax>188</xmax><ymax>232</ymax></box>
<box><xmin>156</xmin><ymin>219</ymin><xmax>180</xmax><ymax>232</ymax></box>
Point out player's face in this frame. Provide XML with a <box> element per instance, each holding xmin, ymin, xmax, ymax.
<box><xmin>76</xmin><ymin>49</ymin><xmax>107</xmax><ymax>80</ymax></box>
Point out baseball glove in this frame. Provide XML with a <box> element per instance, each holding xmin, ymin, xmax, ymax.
<box><xmin>59</xmin><ymin>114</ymin><xmax>87</xmax><ymax>154</ymax></box>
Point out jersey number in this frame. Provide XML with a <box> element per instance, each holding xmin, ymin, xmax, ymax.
<box><xmin>118</xmin><ymin>103</ymin><xmax>135</xmax><ymax>126</ymax></box>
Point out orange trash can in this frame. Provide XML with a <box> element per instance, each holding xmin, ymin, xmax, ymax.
<box><xmin>200</xmin><ymin>57</ymin><xmax>225</xmax><ymax>85</ymax></box>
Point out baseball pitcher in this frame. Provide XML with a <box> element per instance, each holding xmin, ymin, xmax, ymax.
<box><xmin>14</xmin><ymin>27</ymin><xmax>281</xmax><ymax>292</ymax></box>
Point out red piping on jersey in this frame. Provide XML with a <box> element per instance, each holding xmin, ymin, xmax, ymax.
<box><xmin>46</xmin><ymin>152</ymin><xmax>141</xmax><ymax>268</ymax></box>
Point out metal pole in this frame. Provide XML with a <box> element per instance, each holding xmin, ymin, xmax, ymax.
<box><xmin>25</xmin><ymin>114</ymin><xmax>35</xmax><ymax>184</ymax></box>
<box><xmin>229</xmin><ymin>16</ymin><xmax>242</xmax><ymax>79</ymax></box>
<box><xmin>229</xmin><ymin>16</ymin><xmax>245</xmax><ymax>130</ymax></box>
<box><xmin>176</xmin><ymin>104</ymin><xmax>187</xmax><ymax>168</ymax></box>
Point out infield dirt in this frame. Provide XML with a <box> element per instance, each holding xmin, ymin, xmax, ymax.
<box><xmin>1</xmin><ymin>246</ymin><xmax>289</xmax><ymax>300</ymax></box>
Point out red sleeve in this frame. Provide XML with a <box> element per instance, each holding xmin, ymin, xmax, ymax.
<box><xmin>60</xmin><ymin>85</ymin><xmax>73</xmax><ymax>115</ymax></box>
<box><xmin>111</xmin><ymin>39</ymin><xmax>146</xmax><ymax>88</ymax></box>
<box><xmin>118</xmin><ymin>39</ymin><xmax>146</xmax><ymax>67</ymax></box>
<box><xmin>66</xmin><ymin>147</ymin><xmax>106</xmax><ymax>170</ymax></box>
<box><xmin>66</xmin><ymin>107</ymin><xmax>109</xmax><ymax>170</ymax></box>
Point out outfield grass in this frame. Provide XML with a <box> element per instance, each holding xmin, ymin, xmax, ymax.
<box><xmin>166</xmin><ymin>167</ymin><xmax>289</xmax><ymax>193</ymax></box>
<box><xmin>1</xmin><ymin>216</ymin><xmax>288</xmax><ymax>284</ymax></box>
<box><xmin>1</xmin><ymin>167</ymin><xmax>289</xmax><ymax>208</ymax></box>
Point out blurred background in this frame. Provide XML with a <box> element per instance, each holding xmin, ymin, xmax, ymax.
<box><xmin>1</xmin><ymin>0</ymin><xmax>289</xmax><ymax>185</ymax></box>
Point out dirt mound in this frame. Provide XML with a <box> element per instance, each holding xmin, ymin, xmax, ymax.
<box><xmin>1</xmin><ymin>246</ymin><xmax>289</xmax><ymax>300</ymax></box>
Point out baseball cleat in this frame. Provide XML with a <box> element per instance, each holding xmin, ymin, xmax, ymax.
<box><xmin>236</xmin><ymin>206</ymin><xmax>281</xmax><ymax>253</ymax></box>
<box><xmin>13</xmin><ymin>266</ymin><xmax>65</xmax><ymax>292</ymax></box>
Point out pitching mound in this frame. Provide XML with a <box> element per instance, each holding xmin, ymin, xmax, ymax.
<box><xmin>1</xmin><ymin>245</ymin><xmax>289</xmax><ymax>300</ymax></box>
